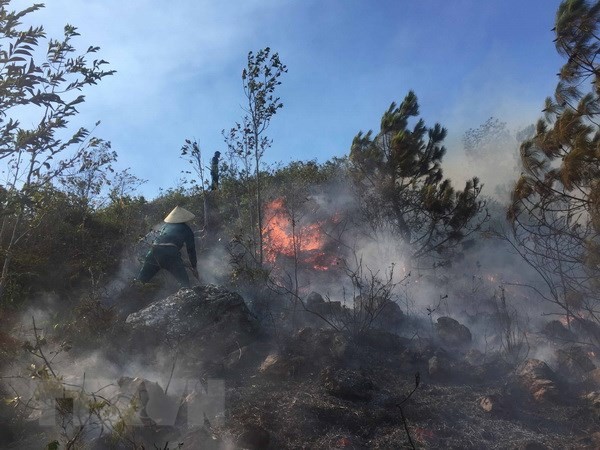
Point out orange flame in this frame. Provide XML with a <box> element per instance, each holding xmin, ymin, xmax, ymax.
<box><xmin>263</xmin><ymin>198</ymin><xmax>331</xmax><ymax>270</ymax></box>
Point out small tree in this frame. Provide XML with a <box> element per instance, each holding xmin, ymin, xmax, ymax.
<box><xmin>0</xmin><ymin>1</ymin><xmax>115</xmax><ymax>302</ymax></box>
<box><xmin>349</xmin><ymin>91</ymin><xmax>487</xmax><ymax>261</ymax></box>
<box><xmin>180</xmin><ymin>139</ymin><xmax>222</xmax><ymax>236</ymax></box>
<box><xmin>224</xmin><ymin>47</ymin><xmax>287</xmax><ymax>265</ymax></box>
<box><xmin>59</xmin><ymin>142</ymin><xmax>117</xmax><ymax>210</ymax></box>
<box><xmin>180</xmin><ymin>139</ymin><xmax>208</xmax><ymax>193</ymax></box>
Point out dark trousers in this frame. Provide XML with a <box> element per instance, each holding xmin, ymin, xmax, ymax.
<box><xmin>138</xmin><ymin>246</ymin><xmax>190</xmax><ymax>287</ymax></box>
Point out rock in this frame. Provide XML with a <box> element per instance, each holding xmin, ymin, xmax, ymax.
<box><xmin>435</xmin><ymin>317</ymin><xmax>472</xmax><ymax>347</ymax></box>
<box><xmin>375</xmin><ymin>299</ymin><xmax>405</xmax><ymax>330</ymax></box>
<box><xmin>126</xmin><ymin>285</ymin><xmax>259</xmax><ymax>356</ymax></box>
<box><xmin>478</xmin><ymin>394</ymin><xmax>506</xmax><ymax>414</ymax></box>
<box><xmin>313</xmin><ymin>302</ymin><xmax>343</xmax><ymax>317</ymax></box>
<box><xmin>517</xmin><ymin>359</ymin><xmax>560</xmax><ymax>403</ymax></box>
<box><xmin>354</xmin><ymin>295</ymin><xmax>404</xmax><ymax>330</ymax></box>
<box><xmin>289</xmin><ymin>327</ymin><xmax>348</xmax><ymax>365</ymax></box>
<box><xmin>258</xmin><ymin>353</ymin><xmax>304</xmax><ymax>378</ymax></box>
<box><xmin>541</xmin><ymin>320</ymin><xmax>576</xmax><ymax>341</ymax></box>
<box><xmin>321</xmin><ymin>367</ymin><xmax>376</xmax><ymax>401</ymax></box>
<box><xmin>237</xmin><ymin>424</ymin><xmax>270</xmax><ymax>450</ymax></box>
<box><xmin>306</xmin><ymin>291</ymin><xmax>325</xmax><ymax>308</ymax></box>
<box><xmin>556</xmin><ymin>346</ymin><xmax>596</xmax><ymax>379</ymax></box>
<box><xmin>356</xmin><ymin>329</ymin><xmax>408</xmax><ymax>351</ymax></box>
<box><xmin>304</xmin><ymin>291</ymin><xmax>343</xmax><ymax>318</ymax></box>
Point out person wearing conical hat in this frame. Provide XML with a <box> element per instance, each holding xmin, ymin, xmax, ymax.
<box><xmin>137</xmin><ymin>206</ymin><xmax>198</xmax><ymax>287</ymax></box>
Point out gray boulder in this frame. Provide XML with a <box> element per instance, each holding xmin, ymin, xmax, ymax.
<box><xmin>556</xmin><ymin>345</ymin><xmax>596</xmax><ymax>379</ymax></box>
<box><xmin>126</xmin><ymin>285</ymin><xmax>259</xmax><ymax>356</ymax></box>
<box><xmin>435</xmin><ymin>316</ymin><xmax>472</xmax><ymax>348</ymax></box>
<box><xmin>517</xmin><ymin>359</ymin><xmax>560</xmax><ymax>403</ymax></box>
<box><xmin>354</xmin><ymin>295</ymin><xmax>404</xmax><ymax>331</ymax></box>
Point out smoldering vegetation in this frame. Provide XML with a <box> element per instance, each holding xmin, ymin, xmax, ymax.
<box><xmin>2</xmin><ymin>159</ymin><xmax>600</xmax><ymax>449</ymax></box>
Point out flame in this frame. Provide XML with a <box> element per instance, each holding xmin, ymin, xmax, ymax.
<box><xmin>263</xmin><ymin>198</ymin><xmax>332</xmax><ymax>270</ymax></box>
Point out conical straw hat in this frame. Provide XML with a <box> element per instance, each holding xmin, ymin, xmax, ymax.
<box><xmin>164</xmin><ymin>206</ymin><xmax>195</xmax><ymax>223</ymax></box>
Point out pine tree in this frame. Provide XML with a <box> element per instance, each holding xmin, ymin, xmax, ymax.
<box><xmin>349</xmin><ymin>91</ymin><xmax>486</xmax><ymax>260</ymax></box>
<box><xmin>508</xmin><ymin>0</ymin><xmax>600</xmax><ymax>328</ymax></box>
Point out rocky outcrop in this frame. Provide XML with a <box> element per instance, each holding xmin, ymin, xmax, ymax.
<box><xmin>287</xmin><ymin>327</ymin><xmax>349</xmax><ymax>366</ymax></box>
<box><xmin>517</xmin><ymin>359</ymin><xmax>561</xmax><ymax>403</ymax></box>
<box><xmin>435</xmin><ymin>316</ymin><xmax>472</xmax><ymax>348</ymax></box>
<box><xmin>556</xmin><ymin>346</ymin><xmax>596</xmax><ymax>379</ymax></box>
<box><xmin>258</xmin><ymin>353</ymin><xmax>305</xmax><ymax>378</ymax></box>
<box><xmin>126</xmin><ymin>285</ymin><xmax>259</xmax><ymax>358</ymax></box>
<box><xmin>354</xmin><ymin>295</ymin><xmax>404</xmax><ymax>331</ymax></box>
<box><xmin>541</xmin><ymin>320</ymin><xmax>576</xmax><ymax>342</ymax></box>
<box><xmin>305</xmin><ymin>292</ymin><xmax>343</xmax><ymax>317</ymax></box>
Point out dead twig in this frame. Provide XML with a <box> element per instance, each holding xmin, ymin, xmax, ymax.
<box><xmin>31</xmin><ymin>315</ymin><xmax>57</xmax><ymax>379</ymax></box>
<box><xmin>398</xmin><ymin>372</ymin><xmax>420</xmax><ymax>450</ymax></box>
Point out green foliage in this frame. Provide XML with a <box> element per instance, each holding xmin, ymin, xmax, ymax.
<box><xmin>180</xmin><ymin>139</ymin><xmax>209</xmax><ymax>191</ymax></box>
<box><xmin>349</xmin><ymin>91</ymin><xmax>486</xmax><ymax>260</ymax></box>
<box><xmin>508</xmin><ymin>0</ymin><xmax>600</xmax><ymax>327</ymax></box>
<box><xmin>0</xmin><ymin>188</ymin><xmax>147</xmax><ymax>306</ymax></box>
<box><xmin>0</xmin><ymin>0</ymin><xmax>115</xmax><ymax>303</ymax></box>
<box><xmin>59</xmin><ymin>142</ymin><xmax>117</xmax><ymax>210</ymax></box>
<box><xmin>269</xmin><ymin>160</ymin><xmax>330</xmax><ymax>190</ymax></box>
<box><xmin>223</xmin><ymin>47</ymin><xmax>287</xmax><ymax>265</ymax></box>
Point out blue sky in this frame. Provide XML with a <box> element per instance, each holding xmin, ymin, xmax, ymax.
<box><xmin>23</xmin><ymin>0</ymin><xmax>564</xmax><ymax>198</ymax></box>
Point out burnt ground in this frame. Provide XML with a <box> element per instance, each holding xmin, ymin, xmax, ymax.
<box><xmin>200</xmin><ymin>328</ymin><xmax>599</xmax><ymax>450</ymax></box>
<box><xmin>2</xmin><ymin>287</ymin><xmax>600</xmax><ymax>449</ymax></box>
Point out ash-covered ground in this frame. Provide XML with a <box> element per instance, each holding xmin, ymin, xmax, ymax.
<box><xmin>1</xmin><ymin>282</ymin><xmax>599</xmax><ymax>450</ymax></box>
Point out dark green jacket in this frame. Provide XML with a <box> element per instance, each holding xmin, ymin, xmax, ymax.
<box><xmin>154</xmin><ymin>223</ymin><xmax>197</xmax><ymax>268</ymax></box>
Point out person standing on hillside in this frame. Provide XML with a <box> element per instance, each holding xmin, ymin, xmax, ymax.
<box><xmin>137</xmin><ymin>206</ymin><xmax>198</xmax><ymax>287</ymax></box>
<box><xmin>210</xmin><ymin>151</ymin><xmax>221</xmax><ymax>191</ymax></box>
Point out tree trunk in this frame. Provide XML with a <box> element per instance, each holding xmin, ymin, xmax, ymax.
<box><xmin>0</xmin><ymin>212</ymin><xmax>22</xmax><ymax>303</ymax></box>
<box><xmin>255</xmin><ymin>135</ymin><xmax>264</xmax><ymax>266</ymax></box>
<box><xmin>391</xmin><ymin>192</ymin><xmax>411</xmax><ymax>242</ymax></box>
